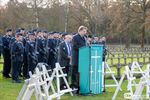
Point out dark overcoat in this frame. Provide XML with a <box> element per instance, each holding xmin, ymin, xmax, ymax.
<box><xmin>72</xmin><ymin>34</ymin><xmax>86</xmax><ymax>66</ymax></box>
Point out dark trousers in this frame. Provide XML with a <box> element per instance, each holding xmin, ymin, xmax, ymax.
<box><xmin>60</xmin><ymin>65</ymin><xmax>70</xmax><ymax>87</ymax></box>
<box><xmin>48</xmin><ymin>53</ymin><xmax>56</xmax><ymax>70</ymax></box>
<box><xmin>3</xmin><ymin>52</ymin><xmax>11</xmax><ymax>77</ymax></box>
<box><xmin>12</xmin><ymin>60</ymin><xmax>22</xmax><ymax>80</ymax></box>
<box><xmin>27</xmin><ymin>57</ymin><xmax>37</xmax><ymax>78</ymax></box>
<box><xmin>38</xmin><ymin>54</ymin><xmax>47</xmax><ymax>63</ymax></box>
<box><xmin>23</xmin><ymin>54</ymin><xmax>28</xmax><ymax>78</ymax></box>
<box><xmin>71</xmin><ymin>65</ymin><xmax>79</xmax><ymax>88</ymax></box>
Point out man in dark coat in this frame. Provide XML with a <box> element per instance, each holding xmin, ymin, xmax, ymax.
<box><xmin>11</xmin><ymin>32</ymin><xmax>24</xmax><ymax>83</ymax></box>
<box><xmin>36</xmin><ymin>30</ymin><xmax>47</xmax><ymax>63</ymax></box>
<box><xmin>0</xmin><ymin>35</ymin><xmax>2</xmax><ymax>59</ymax></box>
<box><xmin>19</xmin><ymin>28</ymin><xmax>29</xmax><ymax>78</ymax></box>
<box><xmin>47</xmin><ymin>32</ymin><xmax>56</xmax><ymax>70</ymax></box>
<box><xmin>2</xmin><ymin>28</ymin><xmax>13</xmax><ymax>78</ymax></box>
<box><xmin>99</xmin><ymin>37</ymin><xmax>107</xmax><ymax>61</ymax></box>
<box><xmin>71</xmin><ymin>26</ymin><xmax>88</xmax><ymax>91</ymax></box>
<box><xmin>58</xmin><ymin>34</ymin><xmax>72</xmax><ymax>90</ymax></box>
<box><xmin>58</xmin><ymin>34</ymin><xmax>72</xmax><ymax>68</ymax></box>
<box><xmin>25</xmin><ymin>32</ymin><xmax>38</xmax><ymax>77</ymax></box>
<box><xmin>53</xmin><ymin>32</ymin><xmax>62</xmax><ymax>64</ymax></box>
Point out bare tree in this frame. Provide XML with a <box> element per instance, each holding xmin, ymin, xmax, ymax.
<box><xmin>130</xmin><ymin>0</ymin><xmax>150</xmax><ymax>48</ymax></box>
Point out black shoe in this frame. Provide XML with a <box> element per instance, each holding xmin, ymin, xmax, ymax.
<box><xmin>23</xmin><ymin>77</ymin><xmax>29</xmax><ymax>80</ymax></box>
<box><xmin>70</xmin><ymin>84</ymin><xmax>78</xmax><ymax>94</ymax></box>
<box><xmin>3</xmin><ymin>75</ymin><xmax>11</xmax><ymax>78</ymax></box>
<box><xmin>60</xmin><ymin>84</ymin><xmax>67</xmax><ymax>90</ymax></box>
<box><xmin>19</xmin><ymin>74</ymin><xmax>23</xmax><ymax>77</ymax></box>
<box><xmin>12</xmin><ymin>79</ymin><xmax>21</xmax><ymax>83</ymax></box>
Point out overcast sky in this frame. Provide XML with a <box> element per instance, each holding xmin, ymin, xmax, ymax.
<box><xmin>0</xmin><ymin>0</ymin><xmax>115</xmax><ymax>6</ymax></box>
<box><xmin>0</xmin><ymin>0</ymin><xmax>26</xmax><ymax>6</ymax></box>
<box><xmin>0</xmin><ymin>0</ymin><xmax>9</xmax><ymax>6</ymax></box>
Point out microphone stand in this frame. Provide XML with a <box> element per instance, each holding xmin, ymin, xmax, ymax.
<box><xmin>103</xmin><ymin>48</ymin><xmax>114</xmax><ymax>92</ymax></box>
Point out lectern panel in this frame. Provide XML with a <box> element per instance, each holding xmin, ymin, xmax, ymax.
<box><xmin>79</xmin><ymin>45</ymin><xmax>104</xmax><ymax>94</ymax></box>
<box><xmin>79</xmin><ymin>46</ymin><xmax>90</xmax><ymax>94</ymax></box>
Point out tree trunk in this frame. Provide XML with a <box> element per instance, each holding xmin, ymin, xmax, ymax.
<box><xmin>141</xmin><ymin>26</ymin><xmax>145</xmax><ymax>48</ymax></box>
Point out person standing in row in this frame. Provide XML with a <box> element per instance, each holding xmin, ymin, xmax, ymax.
<box><xmin>2</xmin><ymin>28</ymin><xmax>13</xmax><ymax>78</ymax></box>
<box><xmin>11</xmin><ymin>32</ymin><xmax>24</xmax><ymax>83</ymax></box>
<box><xmin>25</xmin><ymin>32</ymin><xmax>38</xmax><ymax>77</ymax></box>
<box><xmin>58</xmin><ymin>34</ymin><xmax>72</xmax><ymax>90</ymax></box>
<box><xmin>47</xmin><ymin>32</ymin><xmax>56</xmax><ymax>70</ymax></box>
<box><xmin>36</xmin><ymin>30</ymin><xmax>47</xmax><ymax>63</ymax></box>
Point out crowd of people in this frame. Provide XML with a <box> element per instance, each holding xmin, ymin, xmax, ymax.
<box><xmin>1</xmin><ymin>25</ymin><xmax>106</xmax><ymax>92</ymax></box>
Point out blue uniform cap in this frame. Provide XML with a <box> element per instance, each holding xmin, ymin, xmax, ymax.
<box><xmin>62</xmin><ymin>33</ymin><xmax>69</xmax><ymax>37</ymax></box>
<box><xmin>58</xmin><ymin>32</ymin><xmax>64</xmax><ymax>35</ymax></box>
<box><xmin>16</xmin><ymin>29</ymin><xmax>21</xmax><ymax>33</ymax></box>
<box><xmin>16</xmin><ymin>32</ymin><xmax>22</xmax><ymax>36</ymax></box>
<box><xmin>20</xmin><ymin>28</ymin><xmax>25</xmax><ymax>30</ymax></box>
<box><xmin>6</xmin><ymin>28</ymin><xmax>12</xmax><ymax>32</ymax></box>
<box><xmin>71</xmin><ymin>32</ymin><xmax>77</xmax><ymax>35</ymax></box>
<box><xmin>48</xmin><ymin>32</ymin><xmax>52</xmax><ymax>35</ymax></box>
<box><xmin>32</xmin><ymin>29</ymin><xmax>37</xmax><ymax>33</ymax></box>
<box><xmin>28</xmin><ymin>31</ymin><xmax>35</xmax><ymax>35</ymax></box>
<box><xmin>48</xmin><ymin>32</ymin><xmax>55</xmax><ymax>35</ymax></box>
<box><xmin>53</xmin><ymin>31</ymin><xmax>59</xmax><ymax>34</ymax></box>
<box><xmin>43</xmin><ymin>30</ymin><xmax>48</xmax><ymax>33</ymax></box>
<box><xmin>37</xmin><ymin>29</ymin><xmax>42</xmax><ymax>33</ymax></box>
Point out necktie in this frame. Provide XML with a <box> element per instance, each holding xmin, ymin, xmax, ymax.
<box><xmin>66</xmin><ymin>42</ymin><xmax>71</xmax><ymax>56</ymax></box>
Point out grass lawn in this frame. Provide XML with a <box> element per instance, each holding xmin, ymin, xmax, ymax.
<box><xmin>0</xmin><ymin>59</ymin><xmax>148</xmax><ymax>100</ymax></box>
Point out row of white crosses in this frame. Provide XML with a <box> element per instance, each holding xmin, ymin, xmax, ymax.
<box><xmin>102</xmin><ymin>62</ymin><xmax>121</xmax><ymax>90</ymax></box>
<box><xmin>112</xmin><ymin>62</ymin><xmax>150</xmax><ymax>100</ymax></box>
<box><xmin>132</xmin><ymin>64</ymin><xmax>150</xmax><ymax>100</ymax></box>
<box><xmin>18</xmin><ymin>61</ymin><xmax>150</xmax><ymax>100</ymax></box>
<box><xmin>17</xmin><ymin>63</ymin><xmax>75</xmax><ymax>100</ymax></box>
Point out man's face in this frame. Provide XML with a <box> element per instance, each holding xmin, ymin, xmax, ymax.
<box><xmin>65</xmin><ymin>35</ymin><xmax>72</xmax><ymax>42</ymax></box>
<box><xmin>21</xmin><ymin>30</ymin><xmax>25</xmax><ymax>34</ymax></box>
<box><xmin>59</xmin><ymin>34</ymin><xmax>62</xmax><ymax>39</ymax></box>
<box><xmin>102</xmin><ymin>37</ymin><xmax>106</xmax><ymax>41</ymax></box>
<box><xmin>16</xmin><ymin>35</ymin><xmax>22</xmax><ymax>41</ymax></box>
<box><xmin>94</xmin><ymin>37</ymin><xmax>99</xmax><ymax>41</ymax></box>
<box><xmin>53</xmin><ymin>33</ymin><xmax>59</xmax><ymax>38</ymax></box>
<box><xmin>79</xmin><ymin>29</ymin><xmax>87</xmax><ymax>36</ymax></box>
<box><xmin>19</xmin><ymin>35</ymin><xmax>23</xmax><ymax>40</ymax></box>
<box><xmin>43</xmin><ymin>32</ymin><xmax>47</xmax><ymax>37</ymax></box>
<box><xmin>48</xmin><ymin>34</ymin><xmax>53</xmax><ymax>39</ymax></box>
<box><xmin>29</xmin><ymin>35</ymin><xmax>35</xmax><ymax>41</ymax></box>
<box><xmin>37</xmin><ymin>32</ymin><xmax>43</xmax><ymax>37</ymax></box>
<box><xmin>8</xmin><ymin>31</ymin><xmax>13</xmax><ymax>35</ymax></box>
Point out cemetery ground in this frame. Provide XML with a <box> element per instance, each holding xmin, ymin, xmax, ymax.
<box><xmin>0</xmin><ymin>58</ymin><xmax>148</xmax><ymax>100</ymax></box>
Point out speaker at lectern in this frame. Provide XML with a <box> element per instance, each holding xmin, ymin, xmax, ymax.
<box><xmin>78</xmin><ymin>44</ymin><xmax>104</xmax><ymax>94</ymax></box>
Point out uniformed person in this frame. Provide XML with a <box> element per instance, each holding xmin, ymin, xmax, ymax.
<box><xmin>43</xmin><ymin>30</ymin><xmax>48</xmax><ymax>39</ymax></box>
<box><xmin>99</xmin><ymin>37</ymin><xmax>107</xmax><ymax>61</ymax></box>
<box><xmin>47</xmin><ymin>32</ymin><xmax>56</xmax><ymax>69</ymax></box>
<box><xmin>92</xmin><ymin>36</ymin><xmax>100</xmax><ymax>44</ymax></box>
<box><xmin>0</xmin><ymin>35</ymin><xmax>2</xmax><ymax>59</ymax></box>
<box><xmin>25</xmin><ymin>32</ymin><xmax>38</xmax><ymax>76</ymax></box>
<box><xmin>20</xmin><ymin>28</ymin><xmax>25</xmax><ymax>36</ymax></box>
<box><xmin>2</xmin><ymin>28</ymin><xmax>13</xmax><ymax>78</ymax></box>
<box><xmin>11</xmin><ymin>32</ymin><xmax>24</xmax><ymax>83</ymax></box>
<box><xmin>20</xmin><ymin>28</ymin><xmax>29</xmax><ymax>79</ymax></box>
<box><xmin>15</xmin><ymin>28</ymin><xmax>26</xmax><ymax>77</ymax></box>
<box><xmin>36</xmin><ymin>30</ymin><xmax>47</xmax><ymax>63</ymax></box>
<box><xmin>53</xmin><ymin>32</ymin><xmax>62</xmax><ymax>63</ymax></box>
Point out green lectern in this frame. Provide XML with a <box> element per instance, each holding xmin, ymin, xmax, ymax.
<box><xmin>78</xmin><ymin>45</ymin><xmax>104</xmax><ymax>94</ymax></box>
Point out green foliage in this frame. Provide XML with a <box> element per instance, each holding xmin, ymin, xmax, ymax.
<box><xmin>0</xmin><ymin>61</ymin><xmax>148</xmax><ymax>100</ymax></box>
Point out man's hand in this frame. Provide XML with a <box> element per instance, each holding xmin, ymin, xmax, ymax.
<box><xmin>68</xmin><ymin>56</ymin><xmax>71</xmax><ymax>60</ymax></box>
